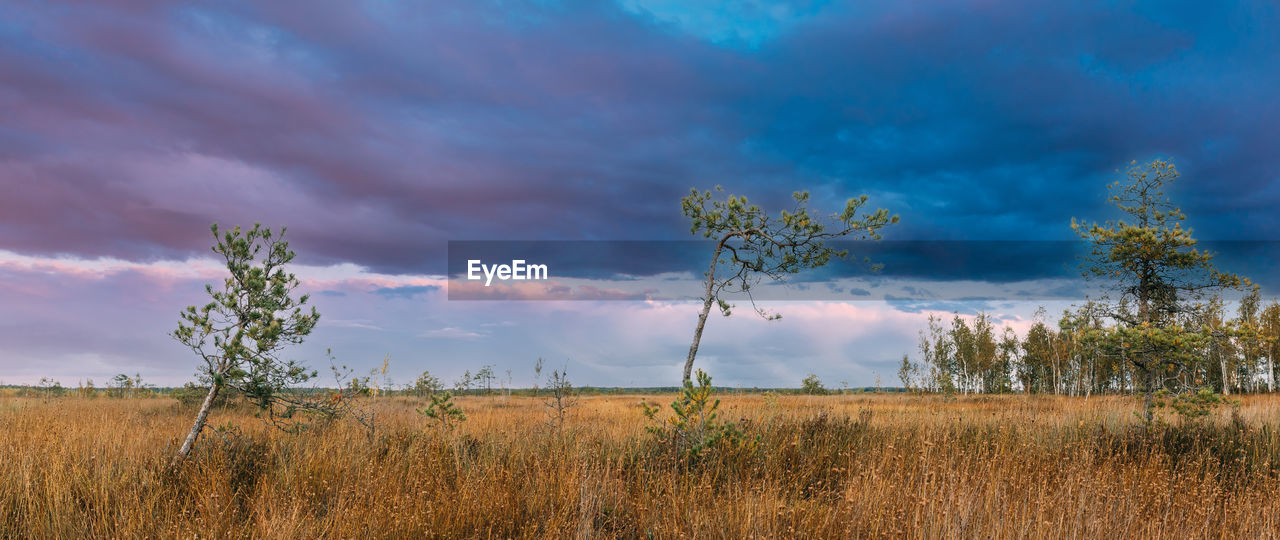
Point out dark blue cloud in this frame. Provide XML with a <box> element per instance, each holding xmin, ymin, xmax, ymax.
<box><xmin>0</xmin><ymin>0</ymin><xmax>1275</xmax><ymax>277</ymax></box>
<box><xmin>447</xmin><ymin>238</ymin><xmax>1280</xmax><ymax>298</ymax></box>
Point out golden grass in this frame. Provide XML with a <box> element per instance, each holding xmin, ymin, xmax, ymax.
<box><xmin>2</xmin><ymin>392</ymin><xmax>1279</xmax><ymax>538</ymax></box>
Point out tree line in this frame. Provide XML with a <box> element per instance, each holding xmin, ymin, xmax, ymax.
<box><xmin>903</xmin><ymin>293</ymin><xmax>1280</xmax><ymax>397</ymax></box>
<box><xmin>900</xmin><ymin>158</ymin><xmax>1271</xmax><ymax>426</ymax></box>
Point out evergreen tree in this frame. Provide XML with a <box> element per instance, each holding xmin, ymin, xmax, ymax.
<box><xmin>1072</xmin><ymin>160</ymin><xmax>1246</xmax><ymax>423</ymax></box>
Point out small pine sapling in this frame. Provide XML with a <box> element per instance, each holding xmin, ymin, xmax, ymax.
<box><xmin>641</xmin><ymin>369</ymin><xmax>754</xmax><ymax>461</ymax></box>
<box><xmin>419</xmin><ymin>391</ymin><xmax>466</xmax><ymax>431</ymax></box>
<box><xmin>1153</xmin><ymin>386</ymin><xmax>1237</xmax><ymax>424</ymax></box>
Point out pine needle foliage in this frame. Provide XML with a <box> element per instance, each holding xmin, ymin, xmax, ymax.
<box><xmin>419</xmin><ymin>391</ymin><xmax>466</xmax><ymax>431</ymax></box>
<box><xmin>641</xmin><ymin>369</ymin><xmax>754</xmax><ymax>461</ymax></box>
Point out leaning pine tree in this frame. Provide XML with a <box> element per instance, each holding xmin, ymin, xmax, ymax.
<box><xmin>171</xmin><ymin>224</ymin><xmax>320</xmax><ymax>463</ymax></box>
<box><xmin>679</xmin><ymin>186</ymin><xmax>897</xmax><ymax>384</ymax></box>
<box><xmin>1072</xmin><ymin>160</ymin><xmax>1247</xmax><ymax>424</ymax></box>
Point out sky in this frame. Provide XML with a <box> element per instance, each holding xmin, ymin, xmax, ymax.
<box><xmin>1</xmin><ymin>0</ymin><xmax>1277</xmax><ymax>388</ymax></box>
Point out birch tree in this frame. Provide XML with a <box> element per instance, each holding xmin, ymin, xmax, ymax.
<box><xmin>1262</xmin><ymin>300</ymin><xmax>1280</xmax><ymax>392</ymax></box>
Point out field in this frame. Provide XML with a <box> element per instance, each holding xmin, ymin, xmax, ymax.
<box><xmin>2</xmin><ymin>392</ymin><xmax>1279</xmax><ymax>538</ymax></box>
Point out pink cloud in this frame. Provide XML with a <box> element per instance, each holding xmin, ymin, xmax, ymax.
<box><xmin>446</xmin><ymin>279</ymin><xmax>650</xmax><ymax>301</ymax></box>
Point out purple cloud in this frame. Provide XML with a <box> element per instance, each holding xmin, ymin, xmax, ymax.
<box><xmin>2</xmin><ymin>1</ymin><xmax>1277</xmax><ymax>386</ymax></box>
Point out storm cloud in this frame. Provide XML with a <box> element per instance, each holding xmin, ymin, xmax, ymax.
<box><xmin>2</xmin><ymin>0</ymin><xmax>1277</xmax><ymax>385</ymax></box>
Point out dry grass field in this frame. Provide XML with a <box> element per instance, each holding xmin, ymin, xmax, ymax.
<box><xmin>2</xmin><ymin>392</ymin><xmax>1279</xmax><ymax>538</ymax></box>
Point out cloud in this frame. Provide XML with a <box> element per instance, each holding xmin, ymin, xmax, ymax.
<box><xmin>372</xmin><ymin>285</ymin><xmax>441</xmax><ymax>299</ymax></box>
<box><xmin>2</xmin><ymin>1</ymin><xmax>1278</xmax><ymax>387</ymax></box>
<box><xmin>0</xmin><ymin>249</ymin><xmax>225</xmax><ymax>282</ymax></box>
<box><xmin>420</xmin><ymin>327</ymin><xmax>485</xmax><ymax>340</ymax></box>
<box><xmin>446</xmin><ymin>280</ymin><xmax>654</xmax><ymax>301</ymax></box>
<box><xmin>321</xmin><ymin>319</ymin><xmax>384</xmax><ymax>331</ymax></box>
<box><xmin>1</xmin><ymin>0</ymin><xmax>1275</xmax><ymax>276</ymax></box>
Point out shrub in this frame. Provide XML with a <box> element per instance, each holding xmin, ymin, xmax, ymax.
<box><xmin>641</xmin><ymin>369</ymin><xmax>754</xmax><ymax>461</ymax></box>
<box><xmin>800</xmin><ymin>373</ymin><xmax>828</xmax><ymax>395</ymax></box>
<box><xmin>544</xmin><ymin>368</ymin><xmax>576</xmax><ymax>431</ymax></box>
<box><xmin>1153</xmin><ymin>386</ymin><xmax>1235</xmax><ymax>422</ymax></box>
<box><xmin>419</xmin><ymin>391</ymin><xmax>466</xmax><ymax>431</ymax></box>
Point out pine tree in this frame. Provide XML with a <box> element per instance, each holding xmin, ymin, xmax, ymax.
<box><xmin>1072</xmin><ymin>160</ymin><xmax>1246</xmax><ymax>423</ymax></box>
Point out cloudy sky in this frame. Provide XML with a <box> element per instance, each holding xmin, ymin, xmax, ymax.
<box><xmin>2</xmin><ymin>0</ymin><xmax>1277</xmax><ymax>388</ymax></box>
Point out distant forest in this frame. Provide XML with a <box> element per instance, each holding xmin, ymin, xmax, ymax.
<box><xmin>904</xmin><ymin>291</ymin><xmax>1280</xmax><ymax>396</ymax></box>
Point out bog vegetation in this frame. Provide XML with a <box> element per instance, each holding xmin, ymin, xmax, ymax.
<box><xmin>5</xmin><ymin>159</ymin><xmax>1280</xmax><ymax>537</ymax></box>
<box><xmin>2</xmin><ymin>392</ymin><xmax>1279</xmax><ymax>537</ymax></box>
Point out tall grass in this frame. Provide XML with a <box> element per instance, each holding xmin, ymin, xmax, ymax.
<box><xmin>1</xmin><ymin>393</ymin><xmax>1278</xmax><ymax>538</ymax></box>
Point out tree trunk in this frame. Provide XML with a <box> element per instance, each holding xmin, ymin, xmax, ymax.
<box><xmin>1051</xmin><ymin>343</ymin><xmax>1062</xmax><ymax>396</ymax></box>
<box><xmin>1219</xmin><ymin>354</ymin><xmax>1231</xmax><ymax>396</ymax></box>
<box><xmin>173</xmin><ymin>382</ymin><xmax>220</xmax><ymax>464</ymax></box>
<box><xmin>683</xmin><ymin>236</ymin><xmax>728</xmax><ymax>385</ymax></box>
<box><xmin>1265</xmin><ymin>357</ymin><xmax>1274</xmax><ymax>393</ymax></box>
<box><xmin>683</xmin><ymin>295</ymin><xmax>715</xmax><ymax>385</ymax></box>
<box><xmin>1085</xmin><ymin>352</ymin><xmax>1094</xmax><ymax>400</ymax></box>
<box><xmin>1141</xmin><ymin>367</ymin><xmax>1155</xmax><ymax>428</ymax></box>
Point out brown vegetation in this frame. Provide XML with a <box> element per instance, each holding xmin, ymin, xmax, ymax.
<box><xmin>2</xmin><ymin>393</ymin><xmax>1278</xmax><ymax>538</ymax></box>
